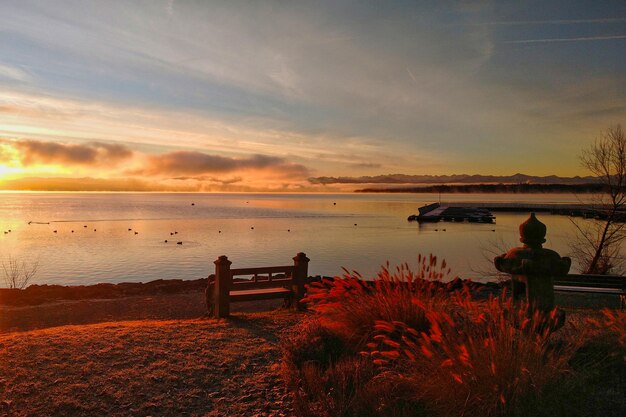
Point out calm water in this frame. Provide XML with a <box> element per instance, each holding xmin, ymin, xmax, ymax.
<box><xmin>0</xmin><ymin>192</ymin><xmax>588</xmax><ymax>287</ymax></box>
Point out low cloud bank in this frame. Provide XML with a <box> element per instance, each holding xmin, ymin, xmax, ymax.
<box><xmin>0</xmin><ymin>138</ymin><xmax>313</xmax><ymax>191</ymax></box>
<box><xmin>136</xmin><ymin>151</ymin><xmax>309</xmax><ymax>178</ymax></box>
<box><xmin>5</xmin><ymin>139</ymin><xmax>133</xmax><ymax>166</ymax></box>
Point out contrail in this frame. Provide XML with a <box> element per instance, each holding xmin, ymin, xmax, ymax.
<box><xmin>501</xmin><ymin>34</ymin><xmax>626</xmax><ymax>44</ymax></box>
<box><xmin>406</xmin><ymin>68</ymin><xmax>417</xmax><ymax>83</ymax></box>
<box><xmin>478</xmin><ymin>17</ymin><xmax>626</xmax><ymax>26</ymax></box>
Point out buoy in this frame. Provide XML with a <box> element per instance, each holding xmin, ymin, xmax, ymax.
<box><xmin>84</xmin><ymin>225</ymin><xmax>87</xmax><ymax>228</ymax></box>
<box><xmin>287</xmin><ymin>229</ymin><xmax>290</xmax><ymax>232</ymax></box>
<box><xmin>218</xmin><ymin>230</ymin><xmax>221</xmax><ymax>233</ymax></box>
<box><xmin>251</xmin><ymin>227</ymin><xmax>254</xmax><ymax>230</ymax></box>
<box><xmin>170</xmin><ymin>232</ymin><xmax>174</xmax><ymax>236</ymax></box>
<box><xmin>191</xmin><ymin>203</ymin><xmax>195</xmax><ymax>206</ymax></box>
<box><xmin>94</xmin><ymin>229</ymin><xmax>96</xmax><ymax>232</ymax></box>
<box><xmin>333</xmin><ymin>202</ymin><xmax>336</xmax><ymax>205</ymax></box>
<box><xmin>128</xmin><ymin>228</ymin><xmax>132</xmax><ymax>231</ymax></box>
<box><xmin>354</xmin><ymin>223</ymin><xmax>357</xmax><ymax>226</ymax></box>
<box><xmin>71</xmin><ymin>230</ymin><xmax>74</xmax><ymax>233</ymax></box>
<box><xmin>164</xmin><ymin>240</ymin><xmax>168</xmax><ymax>243</ymax></box>
<box><xmin>53</xmin><ymin>230</ymin><xmax>57</xmax><ymax>233</ymax></box>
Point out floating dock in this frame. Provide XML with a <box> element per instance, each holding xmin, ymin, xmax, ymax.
<box><xmin>408</xmin><ymin>202</ymin><xmax>626</xmax><ymax>223</ymax></box>
<box><xmin>408</xmin><ymin>203</ymin><xmax>495</xmax><ymax>223</ymax></box>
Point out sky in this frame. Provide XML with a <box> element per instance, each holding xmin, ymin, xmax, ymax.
<box><xmin>0</xmin><ymin>0</ymin><xmax>625</xmax><ymax>191</ymax></box>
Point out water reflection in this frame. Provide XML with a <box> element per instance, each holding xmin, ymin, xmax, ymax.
<box><xmin>0</xmin><ymin>192</ymin><xmax>584</xmax><ymax>286</ymax></box>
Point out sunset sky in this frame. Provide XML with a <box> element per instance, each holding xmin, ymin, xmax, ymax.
<box><xmin>0</xmin><ymin>0</ymin><xmax>625</xmax><ymax>191</ymax></box>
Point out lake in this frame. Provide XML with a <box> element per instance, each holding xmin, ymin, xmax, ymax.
<box><xmin>0</xmin><ymin>192</ymin><xmax>589</xmax><ymax>286</ymax></box>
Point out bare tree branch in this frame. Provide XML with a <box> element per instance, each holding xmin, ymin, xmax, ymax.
<box><xmin>1</xmin><ymin>255</ymin><xmax>39</xmax><ymax>289</ymax></box>
<box><xmin>571</xmin><ymin>125</ymin><xmax>625</xmax><ymax>275</ymax></box>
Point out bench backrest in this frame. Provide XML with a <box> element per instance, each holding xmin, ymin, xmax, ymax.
<box><xmin>230</xmin><ymin>265</ymin><xmax>295</xmax><ymax>291</ymax></box>
<box><xmin>555</xmin><ymin>274</ymin><xmax>625</xmax><ymax>289</ymax></box>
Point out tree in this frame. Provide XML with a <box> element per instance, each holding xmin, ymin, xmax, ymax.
<box><xmin>570</xmin><ymin>125</ymin><xmax>625</xmax><ymax>275</ymax></box>
<box><xmin>1</xmin><ymin>256</ymin><xmax>39</xmax><ymax>289</ymax></box>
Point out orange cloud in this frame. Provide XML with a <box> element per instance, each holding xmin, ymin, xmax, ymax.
<box><xmin>8</xmin><ymin>139</ymin><xmax>133</xmax><ymax>166</ymax></box>
<box><xmin>135</xmin><ymin>151</ymin><xmax>310</xmax><ymax>178</ymax></box>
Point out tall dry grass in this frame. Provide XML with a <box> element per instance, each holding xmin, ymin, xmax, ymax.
<box><xmin>283</xmin><ymin>255</ymin><xmax>625</xmax><ymax>417</ymax></box>
<box><xmin>366</xmin><ymin>294</ymin><xmax>591</xmax><ymax>417</ymax></box>
<box><xmin>304</xmin><ymin>254</ymin><xmax>452</xmax><ymax>351</ymax></box>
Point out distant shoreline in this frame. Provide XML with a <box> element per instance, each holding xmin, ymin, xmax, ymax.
<box><xmin>355</xmin><ymin>183</ymin><xmax>606</xmax><ymax>193</ymax></box>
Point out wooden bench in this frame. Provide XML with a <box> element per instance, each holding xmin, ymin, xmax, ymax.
<box><xmin>554</xmin><ymin>274</ymin><xmax>625</xmax><ymax>308</ymax></box>
<box><xmin>206</xmin><ymin>253</ymin><xmax>310</xmax><ymax>318</ymax></box>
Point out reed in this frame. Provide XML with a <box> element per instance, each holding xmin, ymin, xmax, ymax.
<box><xmin>282</xmin><ymin>255</ymin><xmax>625</xmax><ymax>417</ymax></box>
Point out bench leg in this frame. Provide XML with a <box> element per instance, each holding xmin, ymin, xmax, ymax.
<box><xmin>282</xmin><ymin>295</ymin><xmax>294</xmax><ymax>309</ymax></box>
<box><xmin>205</xmin><ymin>283</ymin><xmax>215</xmax><ymax>316</ymax></box>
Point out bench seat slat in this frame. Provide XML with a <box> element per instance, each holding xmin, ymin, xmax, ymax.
<box><xmin>554</xmin><ymin>285</ymin><xmax>624</xmax><ymax>295</ymax></box>
<box><xmin>554</xmin><ymin>282</ymin><xmax>624</xmax><ymax>289</ymax></box>
<box><xmin>231</xmin><ymin>279</ymin><xmax>293</xmax><ymax>291</ymax></box>
<box><xmin>230</xmin><ymin>287</ymin><xmax>292</xmax><ymax>302</ymax></box>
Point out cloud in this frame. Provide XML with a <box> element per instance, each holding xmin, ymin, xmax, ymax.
<box><xmin>0</xmin><ymin>177</ymin><xmax>183</xmax><ymax>192</ymax></box>
<box><xmin>350</xmin><ymin>162</ymin><xmax>382</xmax><ymax>169</ymax></box>
<box><xmin>136</xmin><ymin>151</ymin><xmax>310</xmax><ymax>178</ymax></box>
<box><xmin>8</xmin><ymin>139</ymin><xmax>133</xmax><ymax>166</ymax></box>
<box><xmin>171</xmin><ymin>175</ymin><xmax>243</xmax><ymax>186</ymax></box>
<box><xmin>1</xmin><ymin>2</ymin><xmax>624</xmax><ymax>178</ymax></box>
<box><xmin>0</xmin><ymin>64</ymin><xmax>31</xmax><ymax>82</ymax></box>
<box><xmin>0</xmin><ymin>146</ymin><xmax>10</xmax><ymax>163</ymax></box>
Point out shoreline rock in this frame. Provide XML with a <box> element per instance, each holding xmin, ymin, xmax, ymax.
<box><xmin>1</xmin><ymin>275</ymin><xmax>505</xmax><ymax>307</ymax></box>
<box><xmin>0</xmin><ymin>278</ymin><xmax>209</xmax><ymax>307</ymax></box>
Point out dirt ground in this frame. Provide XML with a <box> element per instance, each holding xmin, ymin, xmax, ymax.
<box><xmin>0</xmin><ymin>292</ymin><xmax>301</xmax><ymax>417</ymax></box>
<box><xmin>0</xmin><ymin>287</ymin><xmax>622</xmax><ymax>417</ymax></box>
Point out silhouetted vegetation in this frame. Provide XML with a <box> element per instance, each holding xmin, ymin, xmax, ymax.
<box><xmin>282</xmin><ymin>256</ymin><xmax>626</xmax><ymax>417</ymax></box>
<box><xmin>570</xmin><ymin>125</ymin><xmax>625</xmax><ymax>275</ymax></box>
<box><xmin>1</xmin><ymin>256</ymin><xmax>38</xmax><ymax>289</ymax></box>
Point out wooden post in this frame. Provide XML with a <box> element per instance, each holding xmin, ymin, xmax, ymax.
<box><xmin>214</xmin><ymin>255</ymin><xmax>232</xmax><ymax>318</ymax></box>
<box><xmin>292</xmin><ymin>252</ymin><xmax>310</xmax><ymax>309</ymax></box>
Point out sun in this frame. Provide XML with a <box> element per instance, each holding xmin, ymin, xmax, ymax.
<box><xmin>0</xmin><ymin>164</ymin><xmax>23</xmax><ymax>180</ymax></box>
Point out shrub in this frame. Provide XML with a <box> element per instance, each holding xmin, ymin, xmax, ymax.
<box><xmin>282</xmin><ymin>318</ymin><xmax>425</xmax><ymax>417</ymax></box>
<box><xmin>283</xmin><ymin>256</ymin><xmax>625</xmax><ymax>417</ymax></box>
<box><xmin>367</xmin><ymin>294</ymin><xmax>593</xmax><ymax>417</ymax></box>
<box><xmin>304</xmin><ymin>255</ymin><xmax>452</xmax><ymax>351</ymax></box>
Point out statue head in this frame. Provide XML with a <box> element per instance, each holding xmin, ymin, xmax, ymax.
<box><xmin>519</xmin><ymin>213</ymin><xmax>546</xmax><ymax>249</ymax></box>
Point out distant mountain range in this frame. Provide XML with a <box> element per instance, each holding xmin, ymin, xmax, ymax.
<box><xmin>355</xmin><ymin>183</ymin><xmax>607</xmax><ymax>194</ymax></box>
<box><xmin>308</xmin><ymin>173</ymin><xmax>600</xmax><ymax>185</ymax></box>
